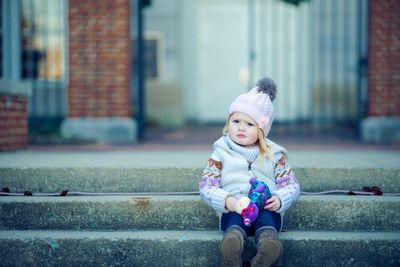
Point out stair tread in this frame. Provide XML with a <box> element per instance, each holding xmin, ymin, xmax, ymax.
<box><xmin>2</xmin><ymin>229</ymin><xmax>400</xmax><ymax>239</ymax></box>
<box><xmin>2</xmin><ymin>166</ymin><xmax>399</xmax><ymax>193</ymax></box>
<box><xmin>1</xmin><ymin>150</ymin><xmax>400</xmax><ymax>168</ymax></box>
<box><xmin>2</xmin><ymin>230</ymin><xmax>399</xmax><ymax>267</ymax></box>
<box><xmin>1</xmin><ymin>194</ymin><xmax>399</xmax><ymax>202</ymax></box>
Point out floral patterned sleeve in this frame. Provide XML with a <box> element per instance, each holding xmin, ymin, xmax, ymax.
<box><xmin>272</xmin><ymin>156</ymin><xmax>301</xmax><ymax>213</ymax></box>
<box><xmin>199</xmin><ymin>157</ymin><xmax>232</xmax><ymax>213</ymax></box>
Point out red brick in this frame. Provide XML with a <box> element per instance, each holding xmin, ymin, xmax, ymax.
<box><xmin>68</xmin><ymin>0</ymin><xmax>132</xmax><ymax>118</ymax></box>
<box><xmin>0</xmin><ymin>94</ymin><xmax>28</xmax><ymax>151</ymax></box>
<box><xmin>368</xmin><ymin>0</ymin><xmax>400</xmax><ymax>116</ymax></box>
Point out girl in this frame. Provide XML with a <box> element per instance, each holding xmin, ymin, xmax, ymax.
<box><xmin>199</xmin><ymin>77</ymin><xmax>300</xmax><ymax>267</ymax></box>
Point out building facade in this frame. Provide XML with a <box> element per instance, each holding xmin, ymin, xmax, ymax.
<box><xmin>0</xmin><ymin>0</ymin><xmax>399</xmax><ymax>150</ymax></box>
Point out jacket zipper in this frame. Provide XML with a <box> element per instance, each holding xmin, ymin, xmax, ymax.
<box><xmin>248</xmin><ymin>162</ymin><xmax>254</xmax><ymax>176</ymax></box>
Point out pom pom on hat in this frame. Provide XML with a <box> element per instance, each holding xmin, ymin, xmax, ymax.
<box><xmin>256</xmin><ymin>77</ymin><xmax>277</xmax><ymax>101</ymax></box>
<box><xmin>228</xmin><ymin>77</ymin><xmax>277</xmax><ymax>137</ymax></box>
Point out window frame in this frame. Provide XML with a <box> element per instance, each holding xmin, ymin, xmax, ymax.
<box><xmin>1</xmin><ymin>0</ymin><xmax>67</xmax><ymax>86</ymax></box>
<box><xmin>1</xmin><ymin>0</ymin><xmax>22</xmax><ymax>80</ymax></box>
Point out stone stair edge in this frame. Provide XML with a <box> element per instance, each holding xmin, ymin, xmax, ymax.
<box><xmin>1</xmin><ymin>194</ymin><xmax>399</xmax><ymax>202</ymax></box>
<box><xmin>2</xmin><ymin>194</ymin><xmax>399</xmax><ymax>232</ymax></box>
<box><xmin>1</xmin><ymin>166</ymin><xmax>399</xmax><ymax>170</ymax></box>
<box><xmin>1</xmin><ymin>230</ymin><xmax>399</xmax><ymax>266</ymax></box>
<box><xmin>1</xmin><ymin>229</ymin><xmax>399</xmax><ymax>240</ymax></box>
<box><xmin>1</xmin><ymin>165</ymin><xmax>399</xmax><ymax>194</ymax></box>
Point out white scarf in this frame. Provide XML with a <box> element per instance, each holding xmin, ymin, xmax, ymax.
<box><xmin>225</xmin><ymin>135</ymin><xmax>259</xmax><ymax>163</ymax></box>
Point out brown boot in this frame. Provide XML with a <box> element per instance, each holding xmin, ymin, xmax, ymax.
<box><xmin>220</xmin><ymin>227</ymin><xmax>245</xmax><ymax>267</ymax></box>
<box><xmin>251</xmin><ymin>227</ymin><xmax>283</xmax><ymax>267</ymax></box>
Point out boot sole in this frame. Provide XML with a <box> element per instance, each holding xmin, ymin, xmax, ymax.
<box><xmin>251</xmin><ymin>239</ymin><xmax>283</xmax><ymax>267</ymax></box>
<box><xmin>220</xmin><ymin>234</ymin><xmax>243</xmax><ymax>267</ymax></box>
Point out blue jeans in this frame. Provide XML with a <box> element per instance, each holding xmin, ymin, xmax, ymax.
<box><xmin>221</xmin><ymin>209</ymin><xmax>281</xmax><ymax>236</ymax></box>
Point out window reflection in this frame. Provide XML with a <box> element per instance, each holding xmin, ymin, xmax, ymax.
<box><xmin>21</xmin><ymin>0</ymin><xmax>65</xmax><ymax>81</ymax></box>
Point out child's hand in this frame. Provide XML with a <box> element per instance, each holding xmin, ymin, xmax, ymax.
<box><xmin>225</xmin><ymin>196</ymin><xmax>239</xmax><ymax>212</ymax></box>
<box><xmin>234</xmin><ymin>197</ymin><xmax>251</xmax><ymax>214</ymax></box>
<box><xmin>265</xmin><ymin>196</ymin><xmax>281</xmax><ymax>211</ymax></box>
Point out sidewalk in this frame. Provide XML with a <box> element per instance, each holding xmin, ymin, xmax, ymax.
<box><xmin>2</xmin><ymin>124</ymin><xmax>399</xmax><ymax>169</ymax></box>
<box><xmin>1</xmin><ymin>149</ymin><xmax>400</xmax><ymax>169</ymax></box>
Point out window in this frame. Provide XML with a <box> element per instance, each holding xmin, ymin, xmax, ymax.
<box><xmin>132</xmin><ymin>32</ymin><xmax>164</xmax><ymax>80</ymax></box>
<box><xmin>21</xmin><ymin>0</ymin><xmax>65</xmax><ymax>81</ymax></box>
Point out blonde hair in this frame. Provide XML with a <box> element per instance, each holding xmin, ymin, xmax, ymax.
<box><xmin>257</xmin><ymin>127</ymin><xmax>274</xmax><ymax>163</ymax></box>
<box><xmin>222</xmin><ymin>118</ymin><xmax>274</xmax><ymax>163</ymax></box>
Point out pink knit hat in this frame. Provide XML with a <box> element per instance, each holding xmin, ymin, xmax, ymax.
<box><xmin>228</xmin><ymin>77</ymin><xmax>277</xmax><ymax>137</ymax></box>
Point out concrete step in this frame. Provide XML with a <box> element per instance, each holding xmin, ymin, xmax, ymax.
<box><xmin>0</xmin><ymin>230</ymin><xmax>399</xmax><ymax>267</ymax></box>
<box><xmin>1</xmin><ymin>166</ymin><xmax>399</xmax><ymax>193</ymax></box>
<box><xmin>1</xmin><ymin>195</ymin><xmax>399</xmax><ymax>231</ymax></box>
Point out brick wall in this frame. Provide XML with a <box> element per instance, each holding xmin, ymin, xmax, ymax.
<box><xmin>0</xmin><ymin>95</ymin><xmax>28</xmax><ymax>151</ymax></box>
<box><xmin>68</xmin><ymin>0</ymin><xmax>131</xmax><ymax>118</ymax></box>
<box><xmin>368</xmin><ymin>0</ymin><xmax>400</xmax><ymax>116</ymax></box>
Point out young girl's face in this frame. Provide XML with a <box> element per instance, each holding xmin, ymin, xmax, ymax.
<box><xmin>228</xmin><ymin>112</ymin><xmax>259</xmax><ymax>147</ymax></box>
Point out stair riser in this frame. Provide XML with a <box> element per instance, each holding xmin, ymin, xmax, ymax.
<box><xmin>284</xmin><ymin>196</ymin><xmax>400</xmax><ymax>231</ymax></box>
<box><xmin>0</xmin><ymin>235</ymin><xmax>219</xmax><ymax>267</ymax></box>
<box><xmin>0</xmin><ymin>232</ymin><xmax>399</xmax><ymax>267</ymax></box>
<box><xmin>1</xmin><ymin>167</ymin><xmax>399</xmax><ymax>193</ymax></box>
<box><xmin>1</xmin><ymin>196</ymin><xmax>399</xmax><ymax>231</ymax></box>
<box><xmin>0</xmin><ymin>197</ymin><xmax>218</xmax><ymax>231</ymax></box>
<box><xmin>282</xmin><ymin>237</ymin><xmax>400</xmax><ymax>267</ymax></box>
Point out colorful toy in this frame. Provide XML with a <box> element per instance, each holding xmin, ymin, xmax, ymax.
<box><xmin>240</xmin><ymin>201</ymin><xmax>259</xmax><ymax>226</ymax></box>
<box><xmin>241</xmin><ymin>177</ymin><xmax>272</xmax><ymax>226</ymax></box>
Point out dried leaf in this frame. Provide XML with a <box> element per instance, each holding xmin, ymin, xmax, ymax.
<box><xmin>371</xmin><ymin>186</ymin><xmax>383</xmax><ymax>196</ymax></box>
<box><xmin>362</xmin><ymin>186</ymin><xmax>371</xmax><ymax>192</ymax></box>
<box><xmin>1</xmin><ymin>187</ymin><xmax>10</xmax><ymax>193</ymax></box>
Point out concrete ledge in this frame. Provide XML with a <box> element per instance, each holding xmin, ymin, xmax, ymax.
<box><xmin>361</xmin><ymin>117</ymin><xmax>400</xmax><ymax>143</ymax></box>
<box><xmin>1</xmin><ymin>195</ymin><xmax>399</xmax><ymax>231</ymax></box>
<box><xmin>60</xmin><ymin>117</ymin><xmax>137</xmax><ymax>144</ymax></box>
<box><xmin>0</xmin><ymin>230</ymin><xmax>399</xmax><ymax>266</ymax></box>
<box><xmin>1</xmin><ymin>167</ymin><xmax>399</xmax><ymax>193</ymax></box>
<box><xmin>0</xmin><ymin>79</ymin><xmax>32</xmax><ymax>97</ymax></box>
